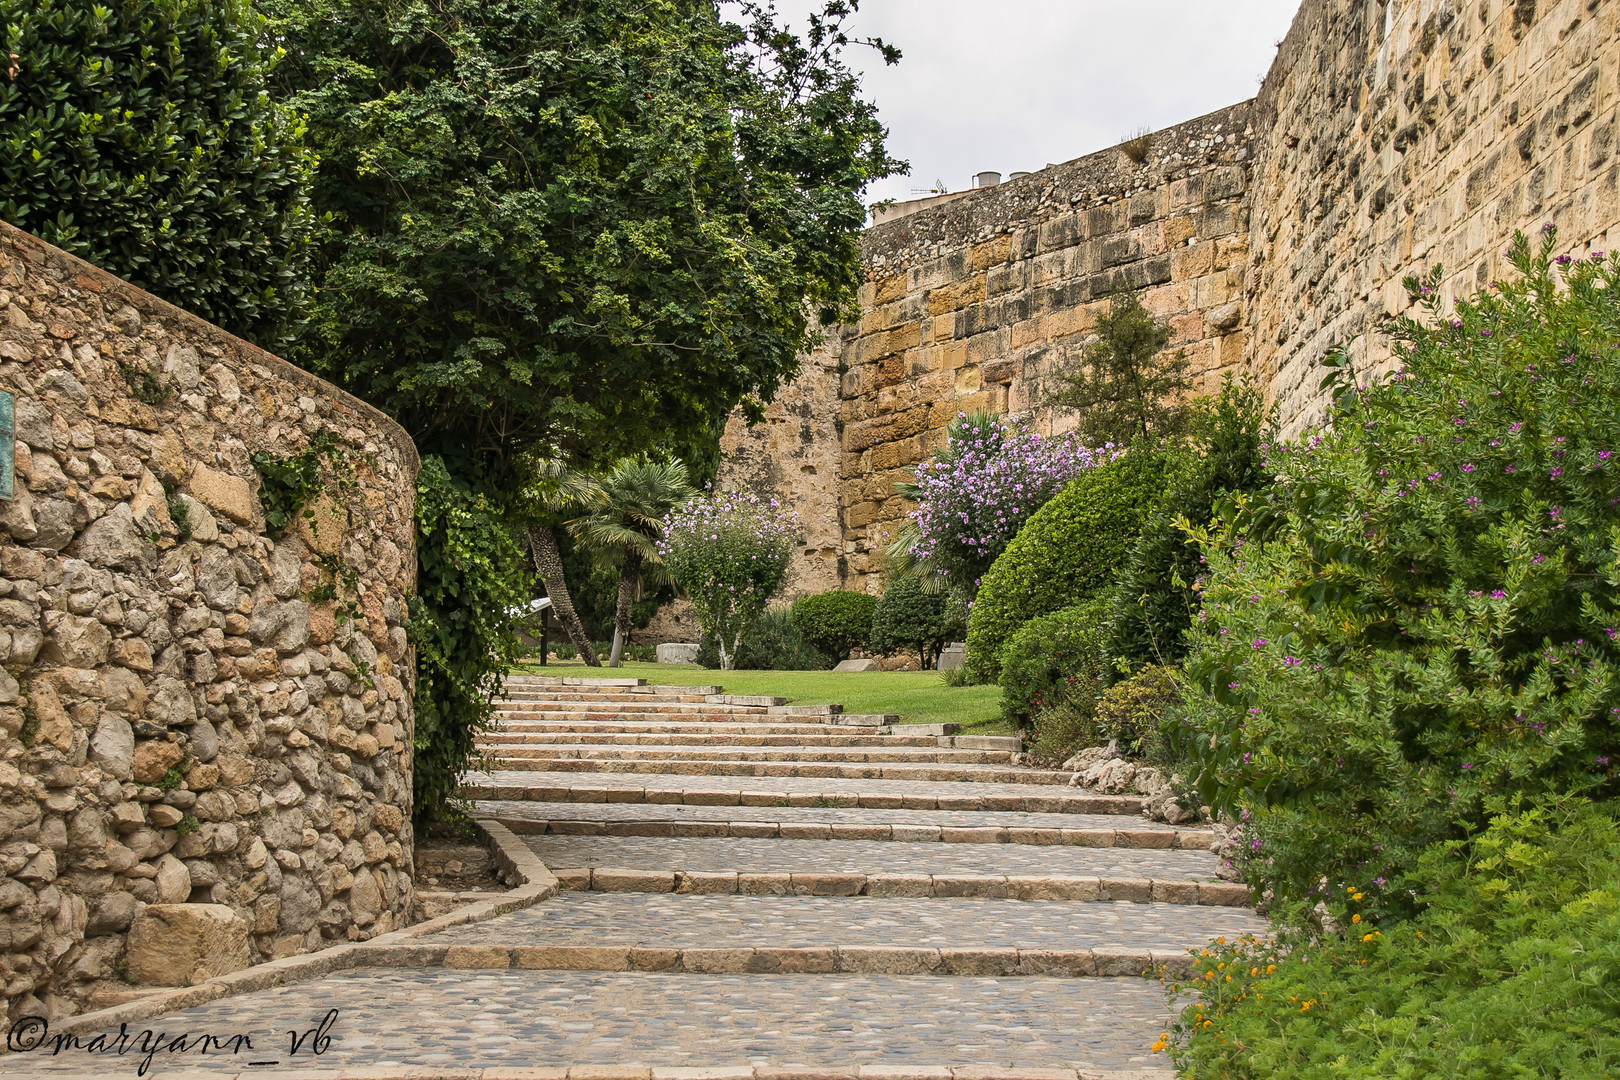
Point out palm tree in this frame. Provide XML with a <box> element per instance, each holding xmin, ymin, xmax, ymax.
<box><xmin>524</xmin><ymin>457</ymin><xmax>605</xmax><ymax>666</ymax></box>
<box><xmin>570</xmin><ymin>460</ymin><xmax>693</xmax><ymax>667</ymax></box>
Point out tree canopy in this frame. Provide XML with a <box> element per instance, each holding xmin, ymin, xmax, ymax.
<box><xmin>264</xmin><ymin>0</ymin><xmax>903</xmax><ymax>469</ymax></box>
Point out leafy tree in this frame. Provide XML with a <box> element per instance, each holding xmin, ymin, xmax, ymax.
<box><xmin>1047</xmin><ymin>287</ymin><xmax>1194</xmax><ymax>446</ymax></box>
<box><xmin>660</xmin><ymin>491</ymin><xmax>797</xmax><ymax>670</ymax></box>
<box><xmin>0</xmin><ymin>0</ymin><xmax>318</xmax><ymax>344</ymax></box>
<box><xmin>868</xmin><ymin>576</ymin><xmax>961</xmax><ymax>669</ymax></box>
<box><xmin>523</xmin><ymin>457</ymin><xmax>607</xmax><ymax>667</ymax></box>
<box><xmin>790</xmin><ymin>590</ymin><xmax>878</xmax><ymax>662</ymax></box>
<box><xmin>263</xmin><ymin>0</ymin><xmax>903</xmax><ymax>470</ymax></box>
<box><xmin>1177</xmin><ymin>230</ymin><xmax>1620</xmax><ymax>907</ymax></box>
<box><xmin>569</xmin><ymin>459</ymin><xmax>693</xmax><ymax>667</ymax></box>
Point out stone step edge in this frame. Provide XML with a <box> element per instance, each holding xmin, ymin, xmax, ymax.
<box><xmin>481</xmin><ymin>735</ymin><xmax>1020</xmax><ymax>751</ymax></box>
<box><xmin>184</xmin><ymin>1065</ymin><xmax>1172</xmax><ymax>1080</ymax></box>
<box><xmin>551</xmin><ymin>867</ymin><xmax>1249</xmax><ymax>906</ymax></box>
<box><xmin>6</xmin><ymin>818</ymin><xmax>560</xmax><ymax>1050</ymax></box>
<box><xmin>462</xmin><ymin>785</ymin><xmax>1144</xmax><ymax>815</ymax></box>
<box><xmin>356</xmin><ymin>941</ymin><xmax>1201</xmax><ymax>979</ymax></box>
<box><xmin>478</xmin><ymin>762</ymin><xmax>1068</xmax><ymax>782</ymax></box>
<box><xmin>493</xmin><ymin>816</ymin><xmax>1210</xmax><ymax>849</ymax></box>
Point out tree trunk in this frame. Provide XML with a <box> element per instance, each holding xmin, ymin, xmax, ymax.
<box><xmin>607</xmin><ymin>550</ymin><xmax>641</xmax><ymax>669</ymax></box>
<box><xmin>525</xmin><ymin>522</ymin><xmax>599</xmax><ymax>666</ymax></box>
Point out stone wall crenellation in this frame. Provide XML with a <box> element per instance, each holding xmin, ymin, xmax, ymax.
<box><xmin>0</xmin><ymin>221</ymin><xmax>419</xmax><ymax>1021</ymax></box>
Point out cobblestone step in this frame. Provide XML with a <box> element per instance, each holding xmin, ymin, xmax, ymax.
<box><xmin>477</xmin><ymin>759</ymin><xmax>1071</xmax><ymax>783</ymax></box>
<box><xmin>463</xmin><ymin>772</ymin><xmax>1139</xmax><ymax>813</ymax></box>
<box><xmin>478</xmin><ymin>801</ymin><xmax>1211</xmax><ymax>848</ymax></box>
<box><xmin>0</xmin><ymin>968</ymin><xmax>1177</xmax><ymax>1076</ymax></box>
<box><xmin>479</xmin><ymin>731</ymin><xmax>962</xmax><ymax>747</ymax></box>
<box><xmin>491</xmin><ymin>719</ymin><xmax>898</xmax><ymax>735</ymax></box>
<box><xmin>549</xmin><ymin>867</ymin><xmax>1246</xmax><ymax>906</ymax></box>
<box><xmin>479</xmin><ymin>745</ymin><xmax>1018</xmax><ymax>765</ymax></box>
<box><xmin>430</xmin><ymin>893</ymin><xmax>1265</xmax><ymax>956</ymax></box>
<box><xmin>521</xmin><ymin>835</ymin><xmax>1222</xmax><ymax>882</ymax></box>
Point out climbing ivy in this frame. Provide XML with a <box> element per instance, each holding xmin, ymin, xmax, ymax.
<box><xmin>250</xmin><ymin>429</ymin><xmax>358</xmax><ymax>539</ymax></box>
<box><xmin>410</xmin><ymin>456</ymin><xmax>533</xmax><ymax>826</ymax></box>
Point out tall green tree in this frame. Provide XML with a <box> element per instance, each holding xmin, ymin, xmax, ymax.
<box><xmin>1</xmin><ymin>0</ymin><xmax>318</xmax><ymax>344</ymax></box>
<box><xmin>569</xmin><ymin>459</ymin><xmax>693</xmax><ymax>667</ymax></box>
<box><xmin>1048</xmin><ymin>287</ymin><xmax>1194</xmax><ymax>446</ymax></box>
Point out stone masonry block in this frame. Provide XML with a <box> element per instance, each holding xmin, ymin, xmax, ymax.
<box><xmin>126</xmin><ymin>903</ymin><xmax>251</xmax><ymax>986</ymax></box>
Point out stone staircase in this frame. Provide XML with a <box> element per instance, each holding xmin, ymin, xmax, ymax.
<box><xmin>456</xmin><ymin>674</ymin><xmax>1264</xmax><ymax>1076</ymax></box>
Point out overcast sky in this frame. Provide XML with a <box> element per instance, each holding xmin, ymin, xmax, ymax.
<box><xmin>838</xmin><ymin>0</ymin><xmax>1305</xmax><ymax>209</ymax></box>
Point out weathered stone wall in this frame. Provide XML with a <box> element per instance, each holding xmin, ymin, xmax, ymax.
<box><xmin>708</xmin><ymin>0</ymin><xmax>1620</xmax><ymax>609</ymax></box>
<box><xmin>721</xmin><ymin>105</ymin><xmax>1257</xmax><ymax>596</ymax></box>
<box><xmin>1246</xmin><ymin>0</ymin><xmax>1620</xmax><ymax>434</ymax></box>
<box><xmin>0</xmin><ymin>221</ymin><xmax>419</xmax><ymax>1021</ymax></box>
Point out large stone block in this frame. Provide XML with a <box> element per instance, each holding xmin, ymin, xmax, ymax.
<box><xmin>188</xmin><ymin>463</ymin><xmax>255</xmax><ymax>525</ymax></box>
<box><xmin>125</xmin><ymin>903</ymin><xmax>250</xmax><ymax>985</ymax></box>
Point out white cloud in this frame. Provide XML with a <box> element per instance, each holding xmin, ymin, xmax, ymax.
<box><xmin>841</xmin><ymin>0</ymin><xmax>1304</xmax><ymax>206</ymax></box>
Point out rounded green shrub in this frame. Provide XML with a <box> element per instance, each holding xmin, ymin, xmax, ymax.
<box><xmin>868</xmin><ymin>577</ymin><xmax>963</xmax><ymax>669</ymax></box>
<box><xmin>790</xmin><ymin>590</ymin><xmax>878</xmax><ymax>662</ymax></box>
<box><xmin>998</xmin><ymin>598</ymin><xmax>1109</xmax><ymax>737</ymax></box>
<box><xmin>1</xmin><ymin>0</ymin><xmax>319</xmax><ymax>345</ymax></box>
<box><xmin>696</xmin><ymin>608</ymin><xmax>828</xmax><ymax>671</ymax></box>
<box><xmin>964</xmin><ymin>449</ymin><xmax>1182</xmax><ymax>681</ymax></box>
<box><xmin>1092</xmin><ymin>664</ymin><xmax>1183</xmax><ymax>762</ymax></box>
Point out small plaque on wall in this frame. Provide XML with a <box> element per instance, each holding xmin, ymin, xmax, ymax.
<box><xmin>0</xmin><ymin>391</ymin><xmax>13</xmax><ymax>500</ymax></box>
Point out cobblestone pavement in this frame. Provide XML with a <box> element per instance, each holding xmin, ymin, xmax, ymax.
<box><xmin>433</xmin><ymin>893</ymin><xmax>1266</xmax><ymax>952</ymax></box>
<box><xmin>3</xmin><ymin>971</ymin><xmax>1179</xmax><ymax>1076</ymax></box>
<box><xmin>524</xmin><ymin>835</ymin><xmax>1219</xmax><ymax>879</ymax></box>
<box><xmin>482</xmin><ymin>798</ymin><xmax>1201</xmax><ymax>838</ymax></box>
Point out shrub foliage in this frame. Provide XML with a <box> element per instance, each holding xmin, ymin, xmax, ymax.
<box><xmin>1</xmin><ymin>0</ymin><xmax>318</xmax><ymax>344</ymax></box>
<box><xmin>790</xmin><ymin>590</ymin><xmax>878</xmax><ymax>662</ymax></box>
<box><xmin>998</xmin><ymin>598</ymin><xmax>1109</xmax><ymax>734</ymax></box>
<box><xmin>964</xmin><ymin>450</ymin><xmax>1178</xmax><ymax>681</ymax></box>
<box><xmin>868</xmin><ymin>576</ymin><xmax>962</xmax><ymax>669</ymax></box>
<box><xmin>1178</xmin><ymin>230</ymin><xmax>1620</xmax><ymax>905</ymax></box>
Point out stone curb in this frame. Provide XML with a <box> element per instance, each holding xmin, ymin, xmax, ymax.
<box><xmin>544</xmin><ymin>868</ymin><xmax>1249</xmax><ymax>907</ymax></box>
<box><xmin>463</xmin><ymin>785</ymin><xmax>1144</xmax><ymax>815</ymax></box>
<box><xmin>1</xmin><ymin>817</ymin><xmax>560</xmax><ymax>1047</ymax></box>
<box><xmin>91</xmin><ymin>1067</ymin><xmax>1172</xmax><ymax>1079</ymax></box>
<box><xmin>351</xmin><ymin>942</ymin><xmax>1195</xmax><ymax>979</ymax></box>
<box><xmin>493</xmin><ymin>816</ymin><xmax>1210</xmax><ymax>849</ymax></box>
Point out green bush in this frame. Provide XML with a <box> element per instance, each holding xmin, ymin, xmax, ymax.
<box><xmin>1092</xmin><ymin>664</ymin><xmax>1183</xmax><ymax>763</ymax></box>
<box><xmin>1104</xmin><ymin>378</ymin><xmax>1272</xmax><ymax>670</ymax></box>
<box><xmin>1168</xmin><ymin>797</ymin><xmax>1620</xmax><ymax>1078</ymax></box>
<box><xmin>964</xmin><ymin>449</ymin><xmax>1182</xmax><ymax>681</ymax></box>
<box><xmin>998</xmin><ymin>599</ymin><xmax>1109</xmax><ymax>739</ymax></box>
<box><xmin>1</xmin><ymin>0</ymin><xmax>318</xmax><ymax>345</ymax></box>
<box><xmin>868</xmin><ymin>577</ymin><xmax>963</xmax><ymax>669</ymax></box>
<box><xmin>697</xmin><ymin>608</ymin><xmax>829</xmax><ymax>671</ymax></box>
<box><xmin>790</xmin><ymin>590</ymin><xmax>878</xmax><ymax>662</ymax></box>
<box><xmin>1176</xmin><ymin>230</ymin><xmax>1620</xmax><ymax>907</ymax></box>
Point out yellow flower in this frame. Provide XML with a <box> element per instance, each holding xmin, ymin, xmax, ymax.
<box><xmin>1363</xmin><ymin>931</ymin><xmax>1380</xmax><ymax>942</ymax></box>
<box><xmin>1352</xmin><ymin>892</ymin><xmax>1363</xmax><ymax>901</ymax></box>
<box><xmin>1351</xmin><ymin>913</ymin><xmax>1362</xmax><ymax>923</ymax></box>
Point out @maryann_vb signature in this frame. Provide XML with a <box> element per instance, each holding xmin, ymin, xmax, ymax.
<box><xmin>6</xmin><ymin>1007</ymin><xmax>340</xmax><ymax>1076</ymax></box>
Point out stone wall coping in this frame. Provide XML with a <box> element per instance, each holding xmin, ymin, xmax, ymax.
<box><xmin>0</xmin><ymin>218</ymin><xmax>419</xmax><ymax>476</ymax></box>
<box><xmin>0</xmin><ymin>818</ymin><xmax>555</xmax><ymax>1046</ymax></box>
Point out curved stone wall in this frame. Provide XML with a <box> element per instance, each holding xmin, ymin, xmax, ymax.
<box><xmin>0</xmin><ymin>221</ymin><xmax>419</xmax><ymax>1021</ymax></box>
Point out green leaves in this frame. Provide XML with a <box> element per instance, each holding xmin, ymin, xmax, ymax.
<box><xmin>0</xmin><ymin>0</ymin><xmax>318</xmax><ymax>345</ymax></box>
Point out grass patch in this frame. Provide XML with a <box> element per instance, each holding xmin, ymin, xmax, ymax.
<box><xmin>512</xmin><ymin>659</ymin><xmax>1009</xmax><ymax>733</ymax></box>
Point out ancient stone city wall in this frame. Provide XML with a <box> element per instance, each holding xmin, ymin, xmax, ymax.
<box><xmin>0</xmin><ymin>221</ymin><xmax>419</xmax><ymax>1022</ymax></box>
<box><xmin>715</xmin><ymin>0</ymin><xmax>1620</xmax><ymax>603</ymax></box>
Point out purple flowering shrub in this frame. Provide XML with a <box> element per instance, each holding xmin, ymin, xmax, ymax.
<box><xmin>660</xmin><ymin>491</ymin><xmax>797</xmax><ymax>670</ymax></box>
<box><xmin>1177</xmin><ymin>228</ymin><xmax>1620</xmax><ymax>909</ymax></box>
<box><xmin>897</xmin><ymin>411</ymin><xmax>1105</xmax><ymax>597</ymax></box>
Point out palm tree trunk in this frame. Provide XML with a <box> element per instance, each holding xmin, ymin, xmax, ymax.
<box><xmin>525</xmin><ymin>522</ymin><xmax>599</xmax><ymax>667</ymax></box>
<box><xmin>608</xmin><ymin>551</ymin><xmax>642</xmax><ymax>668</ymax></box>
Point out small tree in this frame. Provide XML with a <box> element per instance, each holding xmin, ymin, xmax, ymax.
<box><xmin>791</xmin><ymin>590</ymin><xmax>878</xmax><ymax>662</ymax></box>
<box><xmin>869</xmin><ymin>576</ymin><xmax>961</xmax><ymax>669</ymax></box>
<box><xmin>1</xmin><ymin>0</ymin><xmax>318</xmax><ymax>345</ymax></box>
<box><xmin>1048</xmin><ymin>287</ymin><xmax>1194</xmax><ymax>446</ymax></box>
<box><xmin>570</xmin><ymin>460</ymin><xmax>693</xmax><ymax>667</ymax></box>
<box><xmin>661</xmin><ymin>492</ymin><xmax>797</xmax><ymax>670</ymax></box>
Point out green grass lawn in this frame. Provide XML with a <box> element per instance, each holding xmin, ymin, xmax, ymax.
<box><xmin>511</xmin><ymin>659</ymin><xmax>1010</xmax><ymax>733</ymax></box>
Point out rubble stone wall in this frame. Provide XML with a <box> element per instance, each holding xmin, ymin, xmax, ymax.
<box><xmin>0</xmin><ymin>221</ymin><xmax>419</xmax><ymax>1021</ymax></box>
<box><xmin>710</xmin><ymin>0</ymin><xmax>1620</xmax><ymax>609</ymax></box>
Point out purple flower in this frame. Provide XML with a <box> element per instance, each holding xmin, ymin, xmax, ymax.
<box><xmin>1252</xmin><ymin>639</ymin><xmax>1268</xmax><ymax>649</ymax></box>
<box><xmin>1283</xmin><ymin>656</ymin><xmax>1302</xmax><ymax>666</ymax></box>
<box><xmin>1228</xmin><ymin>682</ymin><xmax>1241</xmax><ymax>690</ymax></box>
<box><xmin>1490</xmin><ymin>590</ymin><xmax>1507</xmax><ymax>599</ymax></box>
<box><xmin>1461</xmin><ymin>763</ymin><xmax>1474</xmax><ymax>770</ymax></box>
<box><xmin>1462</xmin><ymin>464</ymin><xmax>1475</xmax><ymax>472</ymax></box>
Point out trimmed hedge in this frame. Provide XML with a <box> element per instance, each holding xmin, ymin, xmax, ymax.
<box><xmin>698</xmin><ymin>608</ymin><xmax>829</xmax><ymax>670</ymax></box>
<box><xmin>868</xmin><ymin>577</ymin><xmax>962</xmax><ymax>669</ymax></box>
<box><xmin>790</xmin><ymin>590</ymin><xmax>878</xmax><ymax>662</ymax></box>
<box><xmin>999</xmin><ymin>598</ymin><xmax>1109</xmax><ymax>728</ymax></box>
<box><xmin>964</xmin><ymin>449</ymin><xmax>1181</xmax><ymax>681</ymax></box>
